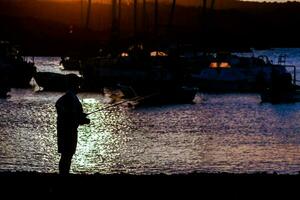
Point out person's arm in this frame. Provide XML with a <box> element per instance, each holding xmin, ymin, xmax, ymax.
<box><xmin>68</xmin><ymin>92</ymin><xmax>91</xmax><ymax>125</ymax></box>
<box><xmin>79</xmin><ymin>113</ymin><xmax>90</xmax><ymax>125</ymax></box>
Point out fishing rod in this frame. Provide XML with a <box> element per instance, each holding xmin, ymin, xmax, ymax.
<box><xmin>86</xmin><ymin>96</ymin><xmax>141</xmax><ymax>116</ymax></box>
<box><xmin>86</xmin><ymin>92</ymin><xmax>159</xmax><ymax>116</ymax></box>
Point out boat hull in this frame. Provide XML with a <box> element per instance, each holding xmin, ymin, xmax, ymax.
<box><xmin>260</xmin><ymin>89</ymin><xmax>300</xmax><ymax>103</ymax></box>
<box><xmin>131</xmin><ymin>86</ymin><xmax>197</xmax><ymax>106</ymax></box>
<box><xmin>34</xmin><ymin>72</ymin><xmax>82</xmax><ymax>91</ymax></box>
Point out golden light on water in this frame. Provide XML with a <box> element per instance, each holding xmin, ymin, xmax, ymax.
<box><xmin>71</xmin><ymin>96</ymin><xmax>132</xmax><ymax>173</ymax></box>
<box><xmin>2</xmin><ymin>85</ymin><xmax>300</xmax><ymax>174</ymax></box>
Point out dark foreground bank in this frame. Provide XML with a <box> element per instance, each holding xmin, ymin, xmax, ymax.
<box><xmin>0</xmin><ymin>171</ymin><xmax>299</xmax><ymax>196</ymax></box>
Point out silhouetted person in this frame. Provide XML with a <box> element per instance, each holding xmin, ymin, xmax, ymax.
<box><xmin>55</xmin><ymin>77</ymin><xmax>90</xmax><ymax>175</ymax></box>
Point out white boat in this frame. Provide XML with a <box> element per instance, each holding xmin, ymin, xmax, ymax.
<box><xmin>190</xmin><ymin>53</ymin><xmax>293</xmax><ymax>93</ymax></box>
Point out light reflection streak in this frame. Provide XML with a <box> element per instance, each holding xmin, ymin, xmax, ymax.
<box><xmin>72</xmin><ymin>97</ymin><xmax>132</xmax><ymax>173</ymax></box>
<box><xmin>1</xmin><ymin>89</ymin><xmax>300</xmax><ymax>174</ymax></box>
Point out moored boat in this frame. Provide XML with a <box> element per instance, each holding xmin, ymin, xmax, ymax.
<box><xmin>190</xmin><ymin>53</ymin><xmax>292</xmax><ymax>93</ymax></box>
<box><xmin>260</xmin><ymin>69</ymin><xmax>300</xmax><ymax>103</ymax></box>
<box><xmin>60</xmin><ymin>57</ymin><xmax>81</xmax><ymax>71</ymax></box>
<box><xmin>33</xmin><ymin>72</ymin><xmax>82</xmax><ymax>91</ymax></box>
<box><xmin>134</xmin><ymin>86</ymin><xmax>198</xmax><ymax>106</ymax></box>
<box><xmin>0</xmin><ymin>41</ymin><xmax>36</xmax><ymax>97</ymax></box>
<box><xmin>80</xmin><ymin>45</ymin><xmax>197</xmax><ymax>105</ymax></box>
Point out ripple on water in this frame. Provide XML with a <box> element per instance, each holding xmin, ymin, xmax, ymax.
<box><xmin>1</xmin><ymin>91</ymin><xmax>300</xmax><ymax>174</ymax></box>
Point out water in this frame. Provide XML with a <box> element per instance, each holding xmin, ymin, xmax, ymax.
<box><xmin>1</xmin><ymin>49</ymin><xmax>300</xmax><ymax>175</ymax></box>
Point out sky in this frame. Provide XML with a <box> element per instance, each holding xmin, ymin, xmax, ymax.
<box><xmin>242</xmin><ymin>0</ymin><xmax>300</xmax><ymax>2</ymax></box>
<box><xmin>55</xmin><ymin>0</ymin><xmax>300</xmax><ymax>1</ymax></box>
<box><xmin>36</xmin><ymin>0</ymin><xmax>300</xmax><ymax>3</ymax></box>
<box><xmin>6</xmin><ymin>0</ymin><xmax>300</xmax><ymax>5</ymax></box>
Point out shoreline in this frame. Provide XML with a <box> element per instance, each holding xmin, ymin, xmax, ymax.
<box><xmin>1</xmin><ymin>170</ymin><xmax>299</xmax><ymax>176</ymax></box>
<box><xmin>1</xmin><ymin>171</ymin><xmax>298</xmax><ymax>195</ymax></box>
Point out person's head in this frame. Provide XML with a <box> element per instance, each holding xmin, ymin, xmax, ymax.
<box><xmin>66</xmin><ymin>74</ymin><xmax>81</xmax><ymax>93</ymax></box>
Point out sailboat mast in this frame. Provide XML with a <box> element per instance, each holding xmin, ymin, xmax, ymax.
<box><xmin>203</xmin><ymin>0</ymin><xmax>207</xmax><ymax>14</ymax></box>
<box><xmin>81</xmin><ymin>0</ymin><xmax>84</xmax><ymax>27</ymax></box>
<box><xmin>118</xmin><ymin>0</ymin><xmax>122</xmax><ymax>33</ymax></box>
<box><xmin>211</xmin><ymin>0</ymin><xmax>216</xmax><ymax>9</ymax></box>
<box><xmin>133</xmin><ymin>0</ymin><xmax>138</xmax><ymax>35</ymax></box>
<box><xmin>168</xmin><ymin>0</ymin><xmax>176</xmax><ymax>30</ymax></box>
<box><xmin>112</xmin><ymin>0</ymin><xmax>117</xmax><ymax>25</ymax></box>
<box><xmin>154</xmin><ymin>0</ymin><xmax>158</xmax><ymax>35</ymax></box>
<box><xmin>111</xmin><ymin>0</ymin><xmax>119</xmax><ymax>37</ymax></box>
<box><xmin>142</xmin><ymin>0</ymin><xmax>146</xmax><ymax>32</ymax></box>
<box><xmin>199</xmin><ymin>0</ymin><xmax>207</xmax><ymax>27</ymax></box>
<box><xmin>86</xmin><ymin>0</ymin><xmax>92</xmax><ymax>29</ymax></box>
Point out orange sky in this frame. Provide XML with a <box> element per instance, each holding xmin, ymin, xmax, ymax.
<box><xmin>40</xmin><ymin>0</ymin><xmax>300</xmax><ymax>7</ymax></box>
<box><xmin>40</xmin><ymin>0</ymin><xmax>209</xmax><ymax>7</ymax></box>
<box><xmin>45</xmin><ymin>0</ymin><xmax>300</xmax><ymax>3</ymax></box>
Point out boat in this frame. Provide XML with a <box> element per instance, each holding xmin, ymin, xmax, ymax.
<box><xmin>80</xmin><ymin>45</ymin><xmax>197</xmax><ymax>104</ymax></box>
<box><xmin>116</xmin><ymin>80</ymin><xmax>198</xmax><ymax>106</ymax></box>
<box><xmin>60</xmin><ymin>57</ymin><xmax>81</xmax><ymax>71</ymax></box>
<box><xmin>260</xmin><ymin>69</ymin><xmax>300</xmax><ymax>103</ymax></box>
<box><xmin>134</xmin><ymin>86</ymin><xmax>198</xmax><ymax>106</ymax></box>
<box><xmin>33</xmin><ymin>72</ymin><xmax>82</xmax><ymax>92</ymax></box>
<box><xmin>189</xmin><ymin>52</ymin><xmax>292</xmax><ymax>93</ymax></box>
<box><xmin>0</xmin><ymin>86</ymin><xmax>10</xmax><ymax>98</ymax></box>
<box><xmin>260</xmin><ymin>88</ymin><xmax>300</xmax><ymax>104</ymax></box>
<box><xmin>0</xmin><ymin>57</ymin><xmax>12</xmax><ymax>98</ymax></box>
<box><xmin>0</xmin><ymin>41</ymin><xmax>36</xmax><ymax>97</ymax></box>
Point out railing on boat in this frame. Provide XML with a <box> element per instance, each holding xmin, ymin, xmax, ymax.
<box><xmin>284</xmin><ymin>65</ymin><xmax>299</xmax><ymax>86</ymax></box>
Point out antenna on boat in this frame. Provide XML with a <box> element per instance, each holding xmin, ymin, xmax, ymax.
<box><xmin>250</xmin><ymin>47</ymin><xmax>255</xmax><ymax>57</ymax></box>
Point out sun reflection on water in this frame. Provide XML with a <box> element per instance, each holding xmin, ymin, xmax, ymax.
<box><xmin>72</xmin><ymin>97</ymin><xmax>133</xmax><ymax>174</ymax></box>
<box><xmin>1</xmin><ymin>90</ymin><xmax>300</xmax><ymax>174</ymax></box>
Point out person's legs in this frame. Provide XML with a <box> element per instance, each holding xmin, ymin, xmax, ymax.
<box><xmin>59</xmin><ymin>153</ymin><xmax>74</xmax><ymax>175</ymax></box>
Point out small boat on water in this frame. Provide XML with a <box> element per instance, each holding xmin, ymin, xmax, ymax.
<box><xmin>135</xmin><ymin>87</ymin><xmax>198</xmax><ymax>106</ymax></box>
<box><xmin>60</xmin><ymin>57</ymin><xmax>81</xmax><ymax>71</ymax></box>
<box><xmin>0</xmin><ymin>87</ymin><xmax>10</xmax><ymax>98</ymax></box>
<box><xmin>0</xmin><ymin>41</ymin><xmax>36</xmax><ymax>97</ymax></box>
<box><xmin>117</xmin><ymin>83</ymin><xmax>198</xmax><ymax>106</ymax></box>
<box><xmin>260</xmin><ymin>69</ymin><xmax>300</xmax><ymax>103</ymax></box>
<box><xmin>80</xmin><ymin>45</ymin><xmax>197</xmax><ymax>105</ymax></box>
<box><xmin>0</xmin><ymin>60</ymin><xmax>11</xmax><ymax>98</ymax></box>
<box><xmin>190</xmin><ymin>53</ymin><xmax>292</xmax><ymax>93</ymax></box>
<box><xmin>260</xmin><ymin>88</ymin><xmax>300</xmax><ymax>104</ymax></box>
<box><xmin>33</xmin><ymin>72</ymin><xmax>82</xmax><ymax>92</ymax></box>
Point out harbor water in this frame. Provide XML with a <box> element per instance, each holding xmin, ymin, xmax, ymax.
<box><xmin>1</xmin><ymin>49</ymin><xmax>300</xmax><ymax>175</ymax></box>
